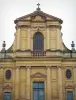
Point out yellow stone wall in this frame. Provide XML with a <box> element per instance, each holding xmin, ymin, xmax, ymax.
<box><xmin>13</xmin><ymin>15</ymin><xmax>62</xmax><ymax>51</ymax></box>
<box><xmin>0</xmin><ymin>59</ymin><xmax>76</xmax><ymax>100</ymax></box>
<box><xmin>0</xmin><ymin>11</ymin><xmax>76</xmax><ymax>100</ymax></box>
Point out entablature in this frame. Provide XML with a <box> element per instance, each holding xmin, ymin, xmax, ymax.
<box><xmin>0</xmin><ymin>50</ymin><xmax>76</xmax><ymax>59</ymax></box>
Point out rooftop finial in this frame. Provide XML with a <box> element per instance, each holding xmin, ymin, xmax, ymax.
<box><xmin>36</xmin><ymin>3</ymin><xmax>41</xmax><ymax>11</ymax></box>
<box><xmin>1</xmin><ymin>41</ymin><xmax>6</xmax><ymax>53</ymax></box>
<box><xmin>2</xmin><ymin>41</ymin><xmax>6</xmax><ymax>48</ymax></box>
<box><xmin>71</xmin><ymin>41</ymin><xmax>75</xmax><ymax>51</ymax></box>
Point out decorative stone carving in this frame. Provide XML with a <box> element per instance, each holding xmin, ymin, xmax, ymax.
<box><xmin>3</xmin><ymin>84</ymin><xmax>12</xmax><ymax>91</ymax></box>
<box><xmin>31</xmin><ymin>72</ymin><xmax>46</xmax><ymax>78</ymax></box>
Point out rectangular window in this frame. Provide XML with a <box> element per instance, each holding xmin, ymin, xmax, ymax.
<box><xmin>33</xmin><ymin>82</ymin><xmax>44</xmax><ymax>100</ymax></box>
<box><xmin>4</xmin><ymin>92</ymin><xmax>11</xmax><ymax>100</ymax></box>
<box><xmin>66</xmin><ymin>91</ymin><xmax>73</xmax><ymax>100</ymax></box>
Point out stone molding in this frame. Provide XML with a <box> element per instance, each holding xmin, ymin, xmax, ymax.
<box><xmin>14</xmin><ymin>66</ymin><xmax>20</xmax><ymax>69</ymax></box>
<box><xmin>26</xmin><ymin>66</ymin><xmax>31</xmax><ymax>69</ymax></box>
<box><xmin>3</xmin><ymin>84</ymin><xmax>12</xmax><ymax>90</ymax></box>
<box><xmin>46</xmin><ymin>66</ymin><xmax>51</xmax><ymax>69</ymax></box>
<box><xmin>0</xmin><ymin>66</ymin><xmax>4</xmax><ymax>69</ymax></box>
<box><xmin>31</xmin><ymin>72</ymin><xmax>46</xmax><ymax>78</ymax></box>
<box><xmin>16</xmin><ymin>24</ymin><xmax>61</xmax><ymax>29</ymax></box>
<box><xmin>65</xmin><ymin>85</ymin><xmax>74</xmax><ymax>89</ymax></box>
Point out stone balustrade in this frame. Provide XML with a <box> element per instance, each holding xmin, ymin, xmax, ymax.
<box><xmin>0</xmin><ymin>50</ymin><xmax>76</xmax><ymax>59</ymax></box>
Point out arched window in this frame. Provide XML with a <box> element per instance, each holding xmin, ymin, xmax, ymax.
<box><xmin>33</xmin><ymin>32</ymin><xmax>44</xmax><ymax>51</ymax></box>
<box><xmin>5</xmin><ymin>70</ymin><xmax>11</xmax><ymax>80</ymax></box>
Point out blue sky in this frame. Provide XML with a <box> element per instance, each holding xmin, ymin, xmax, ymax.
<box><xmin>0</xmin><ymin>0</ymin><xmax>75</xmax><ymax>50</ymax></box>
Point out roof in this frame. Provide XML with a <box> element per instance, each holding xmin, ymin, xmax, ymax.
<box><xmin>14</xmin><ymin>9</ymin><xmax>63</xmax><ymax>24</ymax></box>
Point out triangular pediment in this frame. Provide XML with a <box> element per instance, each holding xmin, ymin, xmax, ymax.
<box><xmin>3</xmin><ymin>84</ymin><xmax>12</xmax><ymax>90</ymax></box>
<box><xmin>14</xmin><ymin>10</ymin><xmax>63</xmax><ymax>23</ymax></box>
<box><xmin>31</xmin><ymin>72</ymin><xmax>46</xmax><ymax>78</ymax></box>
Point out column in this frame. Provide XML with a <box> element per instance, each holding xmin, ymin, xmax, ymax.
<box><xmin>12</xmin><ymin>67</ymin><xmax>15</xmax><ymax>99</ymax></box>
<box><xmin>47</xmin><ymin>66</ymin><xmax>51</xmax><ymax>100</ymax></box>
<box><xmin>26</xmin><ymin>66</ymin><xmax>31</xmax><ymax>100</ymax></box>
<box><xmin>28</xmin><ymin>28</ymin><xmax>31</xmax><ymax>49</ymax></box>
<box><xmin>15</xmin><ymin>66</ymin><xmax>20</xmax><ymax>100</ymax></box>
<box><xmin>58</xmin><ymin>66</ymin><xmax>63</xmax><ymax>100</ymax></box>
<box><xmin>17</xmin><ymin>28</ymin><xmax>21</xmax><ymax>50</ymax></box>
<box><xmin>73</xmin><ymin>66</ymin><xmax>76</xmax><ymax>100</ymax></box>
<box><xmin>20</xmin><ymin>67</ymin><xmax>26</xmax><ymax>99</ymax></box>
<box><xmin>47</xmin><ymin>28</ymin><xmax>50</xmax><ymax>49</ymax></box>
<box><xmin>57</xmin><ymin>29</ymin><xmax>61</xmax><ymax>50</ymax></box>
<box><xmin>0</xmin><ymin>67</ymin><xmax>3</xmax><ymax>100</ymax></box>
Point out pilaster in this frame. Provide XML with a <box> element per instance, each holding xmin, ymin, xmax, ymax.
<box><xmin>12</xmin><ymin>67</ymin><xmax>15</xmax><ymax>100</ymax></box>
<box><xmin>28</xmin><ymin>28</ymin><xmax>31</xmax><ymax>49</ymax></box>
<box><xmin>47</xmin><ymin>28</ymin><xmax>50</xmax><ymax>49</ymax></box>
<box><xmin>47</xmin><ymin>66</ymin><xmax>51</xmax><ymax>100</ymax></box>
<box><xmin>57</xmin><ymin>29</ymin><xmax>61</xmax><ymax>50</ymax></box>
<box><xmin>0</xmin><ymin>67</ymin><xmax>4</xmax><ymax>100</ymax></box>
<box><xmin>20</xmin><ymin>67</ymin><xmax>26</xmax><ymax>100</ymax></box>
<box><xmin>26</xmin><ymin>66</ymin><xmax>31</xmax><ymax>100</ymax></box>
<box><xmin>15</xmin><ymin>66</ymin><xmax>20</xmax><ymax>100</ymax></box>
<box><xmin>58</xmin><ymin>66</ymin><xmax>63</xmax><ymax>100</ymax></box>
<box><xmin>17</xmin><ymin>28</ymin><xmax>21</xmax><ymax>50</ymax></box>
<box><xmin>73</xmin><ymin>66</ymin><xmax>76</xmax><ymax>100</ymax></box>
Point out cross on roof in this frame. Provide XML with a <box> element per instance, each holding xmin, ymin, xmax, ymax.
<box><xmin>37</xmin><ymin>3</ymin><xmax>40</xmax><ymax>8</ymax></box>
<box><xmin>36</xmin><ymin>3</ymin><xmax>41</xmax><ymax>11</ymax></box>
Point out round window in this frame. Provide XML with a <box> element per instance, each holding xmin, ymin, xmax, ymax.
<box><xmin>66</xmin><ymin>69</ymin><xmax>72</xmax><ymax>79</ymax></box>
<box><xmin>5</xmin><ymin>70</ymin><xmax>11</xmax><ymax>80</ymax></box>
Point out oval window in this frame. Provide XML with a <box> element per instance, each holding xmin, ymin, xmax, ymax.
<box><xmin>5</xmin><ymin>70</ymin><xmax>11</xmax><ymax>80</ymax></box>
<box><xmin>66</xmin><ymin>69</ymin><xmax>72</xmax><ymax>79</ymax></box>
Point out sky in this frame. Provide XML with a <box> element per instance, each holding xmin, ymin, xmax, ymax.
<box><xmin>0</xmin><ymin>0</ymin><xmax>76</xmax><ymax>50</ymax></box>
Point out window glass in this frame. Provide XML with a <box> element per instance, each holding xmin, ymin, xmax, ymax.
<box><xmin>39</xmin><ymin>90</ymin><xmax>44</xmax><ymax>100</ymax></box>
<box><xmin>67</xmin><ymin>91</ymin><xmax>73</xmax><ymax>100</ymax></box>
<box><xmin>33</xmin><ymin>82</ymin><xmax>44</xmax><ymax>100</ymax></box>
<box><xmin>5</xmin><ymin>70</ymin><xmax>11</xmax><ymax>80</ymax></box>
<box><xmin>33</xmin><ymin>32</ymin><xmax>44</xmax><ymax>51</ymax></box>
<box><xmin>33</xmin><ymin>82</ymin><xmax>39</xmax><ymax>88</ymax></box>
<box><xmin>4</xmin><ymin>92</ymin><xmax>11</xmax><ymax>100</ymax></box>
<box><xmin>33</xmin><ymin>90</ymin><xmax>38</xmax><ymax>100</ymax></box>
<box><xmin>66</xmin><ymin>69</ymin><xmax>72</xmax><ymax>79</ymax></box>
<box><xmin>39</xmin><ymin>82</ymin><xmax>44</xmax><ymax>88</ymax></box>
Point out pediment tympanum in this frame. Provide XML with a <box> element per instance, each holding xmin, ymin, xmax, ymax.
<box><xmin>3</xmin><ymin>84</ymin><xmax>12</xmax><ymax>90</ymax></box>
<box><xmin>31</xmin><ymin>15</ymin><xmax>45</xmax><ymax>21</ymax></box>
<box><xmin>31</xmin><ymin>72</ymin><xmax>46</xmax><ymax>78</ymax></box>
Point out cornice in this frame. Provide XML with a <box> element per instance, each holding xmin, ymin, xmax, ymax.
<box><xmin>47</xmin><ymin>25</ymin><xmax>61</xmax><ymax>29</ymax></box>
<box><xmin>16</xmin><ymin>49</ymin><xmax>31</xmax><ymax>52</ymax></box>
<box><xmin>16</xmin><ymin>25</ymin><xmax>31</xmax><ymax>29</ymax></box>
<box><xmin>14</xmin><ymin>66</ymin><xmax>20</xmax><ymax>69</ymax></box>
<box><xmin>0</xmin><ymin>58</ymin><xmax>14</xmax><ymax>62</ymax></box>
<box><xmin>14</xmin><ymin>56</ymin><xmax>63</xmax><ymax>61</ymax></box>
<box><xmin>16</xmin><ymin>24</ymin><xmax>61</xmax><ymax>29</ymax></box>
<box><xmin>14</xmin><ymin>10</ymin><xmax>63</xmax><ymax>24</ymax></box>
<box><xmin>62</xmin><ymin>58</ymin><xmax>76</xmax><ymax>61</ymax></box>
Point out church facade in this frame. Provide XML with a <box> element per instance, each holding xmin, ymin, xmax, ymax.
<box><xmin>0</xmin><ymin>5</ymin><xmax>76</xmax><ymax>100</ymax></box>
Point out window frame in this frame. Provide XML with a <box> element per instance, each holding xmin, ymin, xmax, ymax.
<box><xmin>66</xmin><ymin>69</ymin><xmax>72</xmax><ymax>79</ymax></box>
<box><xmin>66</xmin><ymin>91</ymin><xmax>73</xmax><ymax>100</ymax></box>
<box><xmin>33</xmin><ymin>32</ymin><xmax>44</xmax><ymax>51</ymax></box>
<box><xmin>33</xmin><ymin>82</ymin><xmax>44</xmax><ymax>100</ymax></box>
<box><xmin>5</xmin><ymin>70</ymin><xmax>11</xmax><ymax>80</ymax></box>
<box><xmin>4</xmin><ymin>92</ymin><xmax>11</xmax><ymax>100</ymax></box>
